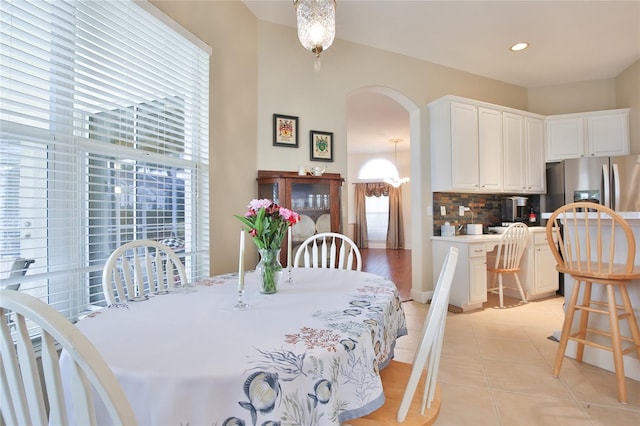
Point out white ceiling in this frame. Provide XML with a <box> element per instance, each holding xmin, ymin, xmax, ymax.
<box><xmin>242</xmin><ymin>0</ymin><xmax>640</xmax><ymax>154</ymax></box>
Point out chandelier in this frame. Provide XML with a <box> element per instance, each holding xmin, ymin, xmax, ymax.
<box><xmin>384</xmin><ymin>139</ymin><xmax>410</xmax><ymax>188</ymax></box>
<box><xmin>293</xmin><ymin>0</ymin><xmax>336</xmax><ymax>58</ymax></box>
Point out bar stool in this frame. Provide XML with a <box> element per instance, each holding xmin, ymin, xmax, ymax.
<box><xmin>546</xmin><ymin>202</ymin><xmax>640</xmax><ymax>403</ymax></box>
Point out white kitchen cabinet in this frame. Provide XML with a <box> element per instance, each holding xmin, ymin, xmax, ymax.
<box><xmin>531</xmin><ymin>231</ymin><xmax>558</xmax><ymax>296</ymax></box>
<box><xmin>430</xmin><ymin>95</ymin><xmax>543</xmax><ymax>194</ymax></box>
<box><xmin>525</xmin><ymin>117</ymin><xmax>545</xmax><ymax>193</ymax></box>
<box><xmin>502</xmin><ymin>112</ymin><xmax>524</xmax><ymax>192</ymax></box>
<box><xmin>503</xmin><ymin>113</ymin><xmax>545</xmax><ymax>193</ymax></box>
<box><xmin>432</xmin><ymin>238</ymin><xmax>488</xmax><ymax>312</ymax></box>
<box><xmin>478</xmin><ymin>107</ymin><xmax>503</xmax><ymax>191</ymax></box>
<box><xmin>468</xmin><ymin>244</ymin><xmax>488</xmax><ymax>304</ymax></box>
<box><xmin>450</xmin><ymin>102</ymin><xmax>480</xmax><ymax>190</ymax></box>
<box><xmin>545</xmin><ymin>109</ymin><xmax>630</xmax><ymax>162</ymax></box>
<box><xmin>430</xmin><ymin>100</ymin><xmax>479</xmax><ymax>191</ymax></box>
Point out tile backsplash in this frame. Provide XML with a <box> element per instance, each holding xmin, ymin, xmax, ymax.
<box><xmin>433</xmin><ymin>192</ymin><xmax>540</xmax><ymax>236</ymax></box>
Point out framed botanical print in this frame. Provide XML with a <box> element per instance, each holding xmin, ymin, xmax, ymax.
<box><xmin>310</xmin><ymin>130</ymin><xmax>333</xmax><ymax>162</ymax></box>
<box><xmin>273</xmin><ymin>114</ymin><xmax>299</xmax><ymax>147</ymax></box>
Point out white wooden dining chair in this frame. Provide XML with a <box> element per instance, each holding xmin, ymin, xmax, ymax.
<box><xmin>294</xmin><ymin>232</ymin><xmax>362</xmax><ymax>271</ymax></box>
<box><xmin>347</xmin><ymin>246</ymin><xmax>459</xmax><ymax>425</ymax></box>
<box><xmin>486</xmin><ymin>222</ymin><xmax>529</xmax><ymax>308</ymax></box>
<box><xmin>0</xmin><ymin>289</ymin><xmax>137</xmax><ymax>425</ymax></box>
<box><xmin>102</xmin><ymin>239</ymin><xmax>189</xmax><ymax>305</ymax></box>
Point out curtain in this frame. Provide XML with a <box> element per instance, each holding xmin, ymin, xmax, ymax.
<box><xmin>353</xmin><ymin>184</ymin><xmax>369</xmax><ymax>248</ymax></box>
<box><xmin>355</xmin><ymin>182</ymin><xmax>404</xmax><ymax>249</ymax></box>
<box><xmin>387</xmin><ymin>185</ymin><xmax>405</xmax><ymax>249</ymax></box>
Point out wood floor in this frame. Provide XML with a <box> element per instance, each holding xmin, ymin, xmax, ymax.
<box><xmin>360</xmin><ymin>248</ymin><xmax>412</xmax><ymax>301</ymax></box>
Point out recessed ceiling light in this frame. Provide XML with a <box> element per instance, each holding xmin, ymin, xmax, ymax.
<box><xmin>510</xmin><ymin>42</ymin><xmax>529</xmax><ymax>52</ymax></box>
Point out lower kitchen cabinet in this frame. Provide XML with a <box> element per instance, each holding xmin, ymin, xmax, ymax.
<box><xmin>529</xmin><ymin>230</ymin><xmax>559</xmax><ymax>296</ymax></box>
<box><xmin>432</xmin><ymin>228</ymin><xmax>559</xmax><ymax>312</ymax></box>
<box><xmin>432</xmin><ymin>239</ymin><xmax>488</xmax><ymax>312</ymax></box>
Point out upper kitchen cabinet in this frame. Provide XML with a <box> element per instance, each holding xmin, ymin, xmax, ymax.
<box><xmin>478</xmin><ymin>107</ymin><xmax>504</xmax><ymax>191</ymax></box>
<box><xmin>430</xmin><ymin>97</ymin><xmax>503</xmax><ymax>192</ymax></box>
<box><xmin>429</xmin><ymin>95</ymin><xmax>544</xmax><ymax>194</ymax></box>
<box><xmin>545</xmin><ymin>108</ymin><xmax>630</xmax><ymax>162</ymax></box>
<box><xmin>503</xmin><ymin>113</ymin><xmax>545</xmax><ymax>193</ymax></box>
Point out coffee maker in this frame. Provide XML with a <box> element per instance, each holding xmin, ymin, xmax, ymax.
<box><xmin>501</xmin><ymin>196</ymin><xmax>529</xmax><ymax>223</ymax></box>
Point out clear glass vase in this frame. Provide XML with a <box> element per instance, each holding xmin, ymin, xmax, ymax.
<box><xmin>256</xmin><ymin>249</ymin><xmax>282</xmax><ymax>294</ymax></box>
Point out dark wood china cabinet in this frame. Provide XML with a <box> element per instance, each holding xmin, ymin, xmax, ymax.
<box><xmin>257</xmin><ymin>170</ymin><xmax>344</xmax><ymax>263</ymax></box>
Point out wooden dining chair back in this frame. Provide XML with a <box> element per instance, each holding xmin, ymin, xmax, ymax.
<box><xmin>102</xmin><ymin>239</ymin><xmax>189</xmax><ymax>305</ymax></box>
<box><xmin>0</xmin><ymin>289</ymin><xmax>137</xmax><ymax>425</ymax></box>
<box><xmin>294</xmin><ymin>232</ymin><xmax>362</xmax><ymax>271</ymax></box>
<box><xmin>546</xmin><ymin>201</ymin><xmax>640</xmax><ymax>403</ymax></box>
<box><xmin>486</xmin><ymin>222</ymin><xmax>529</xmax><ymax>308</ymax></box>
<box><xmin>347</xmin><ymin>246</ymin><xmax>459</xmax><ymax>425</ymax></box>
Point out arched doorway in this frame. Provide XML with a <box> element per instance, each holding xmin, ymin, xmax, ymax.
<box><xmin>346</xmin><ymin>86</ymin><xmax>424</xmax><ymax>302</ymax></box>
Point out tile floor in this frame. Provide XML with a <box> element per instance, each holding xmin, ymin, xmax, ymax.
<box><xmin>394</xmin><ymin>294</ymin><xmax>640</xmax><ymax>425</ymax></box>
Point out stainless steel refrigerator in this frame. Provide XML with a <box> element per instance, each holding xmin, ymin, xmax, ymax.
<box><xmin>542</xmin><ymin>155</ymin><xmax>640</xmax><ymax>213</ymax></box>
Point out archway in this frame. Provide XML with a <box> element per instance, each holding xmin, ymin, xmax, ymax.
<box><xmin>346</xmin><ymin>86</ymin><xmax>425</xmax><ymax>302</ymax></box>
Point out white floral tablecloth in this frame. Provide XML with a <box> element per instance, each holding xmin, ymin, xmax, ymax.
<box><xmin>63</xmin><ymin>268</ymin><xmax>407</xmax><ymax>425</ymax></box>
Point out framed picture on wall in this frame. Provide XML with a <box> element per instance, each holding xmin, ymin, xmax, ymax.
<box><xmin>273</xmin><ymin>114</ymin><xmax>299</xmax><ymax>147</ymax></box>
<box><xmin>310</xmin><ymin>130</ymin><xmax>333</xmax><ymax>162</ymax></box>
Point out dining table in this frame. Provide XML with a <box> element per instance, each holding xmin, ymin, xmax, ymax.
<box><xmin>62</xmin><ymin>267</ymin><xmax>407</xmax><ymax>425</ymax></box>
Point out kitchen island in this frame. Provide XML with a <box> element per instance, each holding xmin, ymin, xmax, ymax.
<box><xmin>431</xmin><ymin>227</ymin><xmax>558</xmax><ymax>312</ymax></box>
<box><xmin>542</xmin><ymin>211</ymin><xmax>640</xmax><ymax>381</ymax></box>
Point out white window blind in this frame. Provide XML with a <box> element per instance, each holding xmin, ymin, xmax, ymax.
<box><xmin>0</xmin><ymin>0</ymin><xmax>210</xmax><ymax>321</ymax></box>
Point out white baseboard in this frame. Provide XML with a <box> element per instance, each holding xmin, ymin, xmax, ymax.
<box><xmin>410</xmin><ymin>289</ymin><xmax>433</xmax><ymax>304</ymax></box>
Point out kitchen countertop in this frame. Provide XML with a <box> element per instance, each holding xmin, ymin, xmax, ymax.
<box><xmin>431</xmin><ymin>226</ymin><xmax>547</xmax><ymax>242</ymax></box>
<box><xmin>541</xmin><ymin>211</ymin><xmax>640</xmax><ymax>220</ymax></box>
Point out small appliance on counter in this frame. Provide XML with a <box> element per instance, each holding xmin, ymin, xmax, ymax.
<box><xmin>466</xmin><ymin>224</ymin><xmax>483</xmax><ymax>235</ymax></box>
<box><xmin>441</xmin><ymin>222</ymin><xmax>455</xmax><ymax>237</ymax></box>
<box><xmin>502</xmin><ymin>196</ymin><xmax>529</xmax><ymax>223</ymax></box>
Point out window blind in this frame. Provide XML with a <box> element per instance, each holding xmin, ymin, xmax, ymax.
<box><xmin>0</xmin><ymin>0</ymin><xmax>210</xmax><ymax>321</ymax></box>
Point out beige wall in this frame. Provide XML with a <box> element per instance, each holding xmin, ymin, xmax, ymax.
<box><xmin>148</xmin><ymin>1</ymin><xmax>637</xmax><ymax>298</ymax></box>
<box><xmin>150</xmin><ymin>0</ymin><xmax>259</xmax><ymax>273</ymax></box>
<box><xmin>616</xmin><ymin>60</ymin><xmax>640</xmax><ymax>154</ymax></box>
<box><xmin>528</xmin><ymin>59</ymin><xmax>640</xmax><ymax>154</ymax></box>
<box><xmin>254</xmin><ymin>20</ymin><xmax>527</xmax><ymax>298</ymax></box>
<box><xmin>527</xmin><ymin>79</ymin><xmax>618</xmax><ymax>115</ymax></box>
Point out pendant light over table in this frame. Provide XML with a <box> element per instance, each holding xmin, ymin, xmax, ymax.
<box><xmin>294</xmin><ymin>0</ymin><xmax>336</xmax><ymax>58</ymax></box>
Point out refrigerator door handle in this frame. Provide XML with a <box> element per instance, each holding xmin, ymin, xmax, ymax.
<box><xmin>602</xmin><ymin>164</ymin><xmax>611</xmax><ymax>208</ymax></box>
<box><xmin>612</xmin><ymin>163</ymin><xmax>620</xmax><ymax>211</ymax></box>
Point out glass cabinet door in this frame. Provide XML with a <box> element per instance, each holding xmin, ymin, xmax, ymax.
<box><xmin>257</xmin><ymin>179</ymin><xmax>283</xmax><ymax>206</ymax></box>
<box><xmin>290</xmin><ymin>181</ymin><xmax>332</xmax><ymax>243</ymax></box>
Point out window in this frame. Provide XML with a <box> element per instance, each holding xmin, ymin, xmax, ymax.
<box><xmin>365</xmin><ymin>195</ymin><xmax>388</xmax><ymax>243</ymax></box>
<box><xmin>0</xmin><ymin>0</ymin><xmax>210</xmax><ymax>321</ymax></box>
<box><xmin>357</xmin><ymin>158</ymin><xmax>398</xmax><ymax>180</ymax></box>
<box><xmin>357</xmin><ymin>159</ymin><xmax>394</xmax><ymax>246</ymax></box>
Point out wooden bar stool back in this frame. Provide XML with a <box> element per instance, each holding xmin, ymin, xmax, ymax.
<box><xmin>546</xmin><ymin>202</ymin><xmax>640</xmax><ymax>403</ymax></box>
